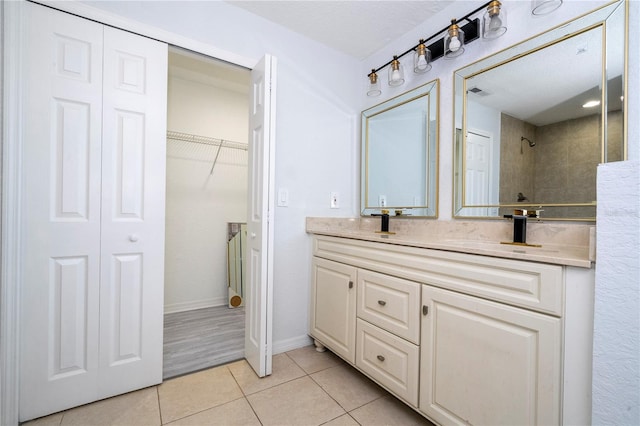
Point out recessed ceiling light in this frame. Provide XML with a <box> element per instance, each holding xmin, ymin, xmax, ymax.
<box><xmin>582</xmin><ymin>100</ymin><xmax>600</xmax><ymax>108</ymax></box>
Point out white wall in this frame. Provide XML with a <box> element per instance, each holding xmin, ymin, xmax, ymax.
<box><xmin>164</xmin><ymin>73</ymin><xmax>249</xmax><ymax>312</ymax></box>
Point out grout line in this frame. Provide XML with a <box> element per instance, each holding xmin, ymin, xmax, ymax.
<box><xmin>156</xmin><ymin>386</ymin><xmax>164</xmax><ymax>425</ymax></box>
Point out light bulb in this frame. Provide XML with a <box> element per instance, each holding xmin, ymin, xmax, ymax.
<box><xmin>416</xmin><ymin>54</ymin><xmax>428</xmax><ymax>71</ymax></box>
<box><xmin>449</xmin><ymin>36</ymin><xmax>461</xmax><ymax>52</ymax></box>
<box><xmin>489</xmin><ymin>15</ymin><xmax>502</xmax><ymax>31</ymax></box>
<box><xmin>388</xmin><ymin>55</ymin><xmax>404</xmax><ymax>86</ymax></box>
<box><xmin>413</xmin><ymin>40</ymin><xmax>431</xmax><ymax>74</ymax></box>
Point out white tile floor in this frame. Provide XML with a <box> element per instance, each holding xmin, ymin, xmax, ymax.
<box><xmin>22</xmin><ymin>346</ymin><xmax>434</xmax><ymax>426</ymax></box>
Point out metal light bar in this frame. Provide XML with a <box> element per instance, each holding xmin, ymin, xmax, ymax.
<box><xmin>368</xmin><ymin>1</ymin><xmax>490</xmax><ymax>78</ymax></box>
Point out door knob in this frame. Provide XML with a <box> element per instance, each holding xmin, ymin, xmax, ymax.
<box><xmin>129</xmin><ymin>234</ymin><xmax>139</xmax><ymax>242</ymax></box>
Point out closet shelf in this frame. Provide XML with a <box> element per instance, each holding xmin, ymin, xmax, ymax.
<box><xmin>167</xmin><ymin>130</ymin><xmax>248</xmax><ymax>151</ymax></box>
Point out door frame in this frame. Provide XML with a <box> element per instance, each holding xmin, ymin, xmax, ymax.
<box><xmin>1</xmin><ymin>2</ymin><xmax>273</xmax><ymax>424</ymax></box>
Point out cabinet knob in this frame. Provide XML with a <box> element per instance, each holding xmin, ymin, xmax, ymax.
<box><xmin>423</xmin><ymin>305</ymin><xmax>429</xmax><ymax>316</ymax></box>
<box><xmin>129</xmin><ymin>234</ymin><xmax>139</xmax><ymax>242</ymax></box>
<box><xmin>251</xmin><ymin>232</ymin><xmax>257</xmax><ymax>239</ymax></box>
<box><xmin>377</xmin><ymin>300</ymin><xmax>386</xmax><ymax>306</ymax></box>
<box><xmin>348</xmin><ymin>281</ymin><xmax>353</xmax><ymax>289</ymax></box>
<box><xmin>377</xmin><ymin>355</ymin><xmax>385</xmax><ymax>362</ymax></box>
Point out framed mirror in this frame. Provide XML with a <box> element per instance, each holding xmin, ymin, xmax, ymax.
<box><xmin>454</xmin><ymin>0</ymin><xmax>626</xmax><ymax>220</ymax></box>
<box><xmin>361</xmin><ymin>80</ymin><xmax>439</xmax><ymax>217</ymax></box>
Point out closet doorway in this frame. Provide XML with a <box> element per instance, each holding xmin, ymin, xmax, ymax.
<box><xmin>163</xmin><ymin>47</ymin><xmax>251</xmax><ymax>379</ymax></box>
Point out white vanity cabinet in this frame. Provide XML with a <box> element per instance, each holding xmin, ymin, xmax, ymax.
<box><xmin>309</xmin><ymin>234</ymin><xmax>594</xmax><ymax>426</ymax></box>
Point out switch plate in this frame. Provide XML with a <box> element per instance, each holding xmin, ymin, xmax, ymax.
<box><xmin>330</xmin><ymin>192</ymin><xmax>340</xmax><ymax>209</ymax></box>
<box><xmin>277</xmin><ymin>188</ymin><xmax>289</xmax><ymax>207</ymax></box>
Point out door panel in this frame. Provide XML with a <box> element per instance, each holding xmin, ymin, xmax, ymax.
<box><xmin>245</xmin><ymin>55</ymin><xmax>276</xmax><ymax>377</ymax></box>
<box><xmin>52</xmin><ymin>100</ymin><xmax>92</xmax><ymax>220</ymax></box>
<box><xmin>107</xmin><ymin>253</ymin><xmax>143</xmax><ymax>365</ymax></box>
<box><xmin>50</xmin><ymin>256</ymin><xmax>90</xmax><ymax>378</ymax></box>
<box><xmin>20</xmin><ymin>3</ymin><xmax>103</xmax><ymax>420</ymax></box>
<box><xmin>99</xmin><ymin>25</ymin><xmax>167</xmax><ymax>396</ymax></box>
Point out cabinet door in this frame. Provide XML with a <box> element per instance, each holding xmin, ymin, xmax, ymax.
<box><xmin>310</xmin><ymin>257</ymin><xmax>356</xmax><ymax>363</ymax></box>
<box><xmin>420</xmin><ymin>285</ymin><xmax>561</xmax><ymax>426</ymax></box>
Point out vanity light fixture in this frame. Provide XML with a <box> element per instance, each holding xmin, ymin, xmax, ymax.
<box><xmin>388</xmin><ymin>56</ymin><xmax>405</xmax><ymax>86</ymax></box>
<box><xmin>365</xmin><ymin>1</ymin><xmax>503</xmax><ymax>93</ymax></box>
<box><xmin>414</xmin><ymin>39</ymin><xmax>432</xmax><ymax>73</ymax></box>
<box><xmin>531</xmin><ymin>0</ymin><xmax>563</xmax><ymax>16</ymax></box>
<box><xmin>444</xmin><ymin>19</ymin><xmax>465</xmax><ymax>58</ymax></box>
<box><xmin>483</xmin><ymin>0</ymin><xmax>507</xmax><ymax>39</ymax></box>
<box><xmin>367</xmin><ymin>69</ymin><xmax>382</xmax><ymax>97</ymax></box>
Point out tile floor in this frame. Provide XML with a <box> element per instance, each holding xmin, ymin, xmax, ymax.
<box><xmin>23</xmin><ymin>345</ymin><xmax>434</xmax><ymax>426</ymax></box>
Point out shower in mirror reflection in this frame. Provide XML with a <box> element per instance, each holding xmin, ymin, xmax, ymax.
<box><xmin>521</xmin><ymin>136</ymin><xmax>536</xmax><ymax>154</ymax></box>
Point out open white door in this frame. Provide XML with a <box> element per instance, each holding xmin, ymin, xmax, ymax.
<box><xmin>245</xmin><ymin>54</ymin><xmax>277</xmax><ymax>377</ymax></box>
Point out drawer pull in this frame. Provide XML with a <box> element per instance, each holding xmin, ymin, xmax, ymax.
<box><xmin>349</xmin><ymin>281</ymin><xmax>353</xmax><ymax>289</ymax></box>
<box><xmin>377</xmin><ymin>355</ymin><xmax>385</xmax><ymax>362</ymax></box>
<box><xmin>423</xmin><ymin>305</ymin><xmax>429</xmax><ymax>316</ymax></box>
<box><xmin>377</xmin><ymin>300</ymin><xmax>386</xmax><ymax>306</ymax></box>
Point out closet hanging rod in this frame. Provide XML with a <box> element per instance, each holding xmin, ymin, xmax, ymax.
<box><xmin>166</xmin><ymin>130</ymin><xmax>248</xmax><ymax>151</ymax></box>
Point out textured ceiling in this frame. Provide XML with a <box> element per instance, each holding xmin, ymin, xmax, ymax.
<box><xmin>224</xmin><ymin>1</ymin><xmax>454</xmax><ymax>59</ymax></box>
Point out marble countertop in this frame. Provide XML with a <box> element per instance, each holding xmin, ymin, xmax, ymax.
<box><xmin>306</xmin><ymin>217</ymin><xmax>595</xmax><ymax>268</ymax></box>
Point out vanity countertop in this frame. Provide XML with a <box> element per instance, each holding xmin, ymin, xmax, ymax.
<box><xmin>306</xmin><ymin>217</ymin><xmax>595</xmax><ymax>268</ymax></box>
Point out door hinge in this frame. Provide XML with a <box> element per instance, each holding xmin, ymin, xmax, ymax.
<box><xmin>422</xmin><ymin>305</ymin><xmax>429</xmax><ymax>316</ymax></box>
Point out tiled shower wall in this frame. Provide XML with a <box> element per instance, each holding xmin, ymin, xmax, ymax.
<box><xmin>499</xmin><ymin>110</ymin><xmax>623</xmax><ymax>218</ymax></box>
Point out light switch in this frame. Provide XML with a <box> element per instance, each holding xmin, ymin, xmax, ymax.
<box><xmin>330</xmin><ymin>192</ymin><xmax>340</xmax><ymax>209</ymax></box>
<box><xmin>277</xmin><ymin>188</ymin><xmax>289</xmax><ymax>207</ymax></box>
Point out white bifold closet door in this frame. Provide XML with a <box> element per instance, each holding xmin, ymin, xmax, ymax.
<box><xmin>19</xmin><ymin>3</ymin><xmax>167</xmax><ymax>421</ymax></box>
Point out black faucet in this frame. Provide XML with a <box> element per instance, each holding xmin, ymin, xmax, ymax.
<box><xmin>381</xmin><ymin>210</ymin><xmax>390</xmax><ymax>232</ymax></box>
<box><xmin>504</xmin><ymin>214</ymin><xmax>527</xmax><ymax>244</ymax></box>
<box><xmin>372</xmin><ymin>209</ymin><xmax>391</xmax><ymax>233</ymax></box>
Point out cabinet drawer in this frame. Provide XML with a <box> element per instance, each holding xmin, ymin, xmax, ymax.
<box><xmin>357</xmin><ymin>269</ymin><xmax>421</xmax><ymax>344</ymax></box>
<box><xmin>356</xmin><ymin>319</ymin><xmax>419</xmax><ymax>407</ymax></box>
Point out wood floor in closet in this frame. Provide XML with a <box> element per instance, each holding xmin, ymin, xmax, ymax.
<box><xmin>163</xmin><ymin>305</ymin><xmax>245</xmax><ymax>379</ymax></box>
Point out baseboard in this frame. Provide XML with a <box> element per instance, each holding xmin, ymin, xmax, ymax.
<box><xmin>164</xmin><ymin>297</ymin><xmax>228</xmax><ymax>314</ymax></box>
<box><xmin>272</xmin><ymin>334</ymin><xmax>313</xmax><ymax>355</ymax></box>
